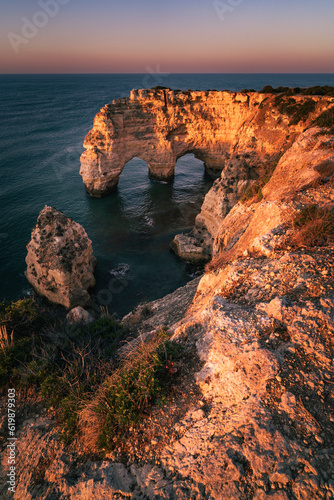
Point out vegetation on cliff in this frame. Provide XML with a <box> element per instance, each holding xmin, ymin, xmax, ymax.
<box><xmin>260</xmin><ymin>85</ymin><xmax>334</xmax><ymax>97</ymax></box>
<box><xmin>0</xmin><ymin>299</ymin><xmax>184</xmax><ymax>453</ymax></box>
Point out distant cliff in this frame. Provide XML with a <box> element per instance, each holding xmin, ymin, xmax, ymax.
<box><xmin>80</xmin><ymin>88</ymin><xmax>333</xmax><ymax>197</ymax></box>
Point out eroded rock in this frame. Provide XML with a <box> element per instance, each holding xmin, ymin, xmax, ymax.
<box><xmin>66</xmin><ymin>306</ymin><xmax>94</xmax><ymax>325</ymax></box>
<box><xmin>170</xmin><ymin>234</ymin><xmax>209</xmax><ymax>263</ymax></box>
<box><xmin>25</xmin><ymin>206</ymin><xmax>97</xmax><ymax>309</ymax></box>
<box><xmin>80</xmin><ymin>89</ymin><xmax>333</xmax><ymax>197</ymax></box>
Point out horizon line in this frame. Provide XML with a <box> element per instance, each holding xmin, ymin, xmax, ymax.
<box><xmin>1</xmin><ymin>72</ymin><xmax>334</xmax><ymax>76</ymax></box>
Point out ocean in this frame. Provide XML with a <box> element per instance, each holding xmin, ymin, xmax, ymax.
<box><xmin>1</xmin><ymin>73</ymin><xmax>333</xmax><ymax>316</ymax></box>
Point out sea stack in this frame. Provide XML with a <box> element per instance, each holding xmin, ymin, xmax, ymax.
<box><xmin>25</xmin><ymin>206</ymin><xmax>97</xmax><ymax>309</ymax></box>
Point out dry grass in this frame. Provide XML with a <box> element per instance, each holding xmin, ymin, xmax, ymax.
<box><xmin>77</xmin><ymin>329</ymin><xmax>182</xmax><ymax>453</ymax></box>
<box><xmin>290</xmin><ymin>205</ymin><xmax>334</xmax><ymax>248</ymax></box>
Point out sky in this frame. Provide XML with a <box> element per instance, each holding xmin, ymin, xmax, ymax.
<box><xmin>1</xmin><ymin>0</ymin><xmax>334</xmax><ymax>74</ymax></box>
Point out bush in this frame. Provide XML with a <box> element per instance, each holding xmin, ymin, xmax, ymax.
<box><xmin>0</xmin><ymin>335</ymin><xmax>33</xmax><ymax>386</ymax></box>
<box><xmin>274</xmin><ymin>96</ymin><xmax>316</xmax><ymax>125</ymax></box>
<box><xmin>95</xmin><ymin>329</ymin><xmax>182</xmax><ymax>450</ymax></box>
<box><xmin>240</xmin><ymin>155</ymin><xmax>283</xmax><ymax>205</ymax></box>
<box><xmin>313</xmin><ymin>107</ymin><xmax>334</xmax><ymax>128</ymax></box>
<box><xmin>260</xmin><ymin>85</ymin><xmax>334</xmax><ymax>97</ymax></box>
<box><xmin>0</xmin><ymin>298</ymin><xmax>38</xmax><ymax>324</ymax></box>
<box><xmin>261</xmin><ymin>85</ymin><xmax>275</xmax><ymax>94</ymax></box>
<box><xmin>0</xmin><ymin>299</ymin><xmax>182</xmax><ymax>452</ymax></box>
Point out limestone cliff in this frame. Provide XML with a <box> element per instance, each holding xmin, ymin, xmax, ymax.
<box><xmin>25</xmin><ymin>206</ymin><xmax>97</xmax><ymax>309</ymax></box>
<box><xmin>80</xmin><ymin>88</ymin><xmax>333</xmax><ymax>198</ymax></box>
<box><xmin>210</xmin><ymin>127</ymin><xmax>334</xmax><ymax>261</ymax></box>
<box><xmin>2</xmin><ymin>95</ymin><xmax>334</xmax><ymax>500</ymax></box>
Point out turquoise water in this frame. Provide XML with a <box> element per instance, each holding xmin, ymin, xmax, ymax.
<box><xmin>1</xmin><ymin>74</ymin><xmax>334</xmax><ymax>316</ymax></box>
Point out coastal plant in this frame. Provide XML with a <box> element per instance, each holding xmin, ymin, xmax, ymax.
<box><xmin>0</xmin><ymin>335</ymin><xmax>33</xmax><ymax>386</ymax></box>
<box><xmin>274</xmin><ymin>96</ymin><xmax>316</xmax><ymax>125</ymax></box>
<box><xmin>0</xmin><ymin>298</ymin><xmax>43</xmax><ymax>386</ymax></box>
<box><xmin>260</xmin><ymin>85</ymin><xmax>334</xmax><ymax>97</ymax></box>
<box><xmin>240</xmin><ymin>155</ymin><xmax>283</xmax><ymax>205</ymax></box>
<box><xmin>313</xmin><ymin>107</ymin><xmax>334</xmax><ymax>128</ymax></box>
<box><xmin>240</xmin><ymin>182</ymin><xmax>264</xmax><ymax>204</ymax></box>
<box><xmin>0</xmin><ymin>297</ymin><xmax>132</xmax><ymax>446</ymax></box>
<box><xmin>38</xmin><ymin>315</ymin><xmax>125</xmax><ymax>444</ymax></box>
<box><xmin>78</xmin><ymin>328</ymin><xmax>182</xmax><ymax>452</ymax></box>
<box><xmin>0</xmin><ymin>297</ymin><xmax>39</xmax><ymax>325</ymax></box>
<box><xmin>290</xmin><ymin>205</ymin><xmax>334</xmax><ymax>248</ymax></box>
<box><xmin>36</xmin><ymin>317</ymin><xmax>182</xmax><ymax>449</ymax></box>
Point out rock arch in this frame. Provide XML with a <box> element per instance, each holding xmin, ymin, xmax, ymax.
<box><xmin>80</xmin><ymin>88</ymin><xmax>331</xmax><ymax>198</ymax></box>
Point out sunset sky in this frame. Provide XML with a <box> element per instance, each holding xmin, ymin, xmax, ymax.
<box><xmin>1</xmin><ymin>0</ymin><xmax>334</xmax><ymax>73</ymax></box>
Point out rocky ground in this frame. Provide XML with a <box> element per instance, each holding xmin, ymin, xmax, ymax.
<box><xmin>1</xmin><ymin>241</ymin><xmax>333</xmax><ymax>499</ymax></box>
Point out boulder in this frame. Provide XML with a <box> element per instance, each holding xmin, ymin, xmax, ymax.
<box><xmin>170</xmin><ymin>234</ymin><xmax>209</xmax><ymax>263</ymax></box>
<box><xmin>66</xmin><ymin>306</ymin><xmax>94</xmax><ymax>325</ymax></box>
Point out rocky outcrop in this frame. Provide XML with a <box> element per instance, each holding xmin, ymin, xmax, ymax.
<box><xmin>263</xmin><ymin>126</ymin><xmax>334</xmax><ymax>201</ymax></box>
<box><xmin>170</xmin><ymin>234</ymin><xmax>209</xmax><ymax>263</ymax></box>
<box><xmin>194</xmin><ymin>126</ymin><xmax>334</xmax><ymax>258</ymax></box>
<box><xmin>25</xmin><ymin>206</ymin><xmax>97</xmax><ymax>309</ymax></box>
<box><xmin>80</xmin><ymin>88</ymin><xmax>333</xmax><ymax>197</ymax></box>
<box><xmin>5</xmin><ymin>244</ymin><xmax>334</xmax><ymax>499</ymax></box>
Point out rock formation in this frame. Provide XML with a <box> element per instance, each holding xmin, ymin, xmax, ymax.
<box><xmin>170</xmin><ymin>234</ymin><xmax>209</xmax><ymax>263</ymax></box>
<box><xmin>80</xmin><ymin>88</ymin><xmax>333</xmax><ymax>197</ymax></box>
<box><xmin>2</xmin><ymin>94</ymin><xmax>333</xmax><ymax>499</ymax></box>
<box><xmin>25</xmin><ymin>206</ymin><xmax>97</xmax><ymax>309</ymax></box>
<box><xmin>194</xmin><ymin>126</ymin><xmax>334</xmax><ymax>259</ymax></box>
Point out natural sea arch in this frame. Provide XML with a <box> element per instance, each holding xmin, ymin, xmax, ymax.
<box><xmin>115</xmin><ymin>154</ymin><xmax>211</xmax><ymax>231</ymax></box>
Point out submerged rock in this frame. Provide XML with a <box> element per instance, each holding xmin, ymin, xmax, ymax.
<box><xmin>25</xmin><ymin>206</ymin><xmax>97</xmax><ymax>309</ymax></box>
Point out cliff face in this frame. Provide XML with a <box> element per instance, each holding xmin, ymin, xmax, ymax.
<box><xmin>25</xmin><ymin>206</ymin><xmax>97</xmax><ymax>309</ymax></box>
<box><xmin>209</xmin><ymin>127</ymin><xmax>334</xmax><ymax>261</ymax></box>
<box><xmin>80</xmin><ymin>89</ymin><xmax>332</xmax><ymax>197</ymax></box>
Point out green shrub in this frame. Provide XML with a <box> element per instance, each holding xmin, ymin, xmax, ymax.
<box><xmin>260</xmin><ymin>85</ymin><xmax>334</xmax><ymax>97</ymax></box>
<box><xmin>240</xmin><ymin>154</ymin><xmax>283</xmax><ymax>205</ymax></box>
<box><xmin>240</xmin><ymin>183</ymin><xmax>264</xmax><ymax>203</ymax></box>
<box><xmin>0</xmin><ymin>298</ymin><xmax>38</xmax><ymax>324</ymax></box>
<box><xmin>274</xmin><ymin>97</ymin><xmax>316</xmax><ymax>125</ymax></box>
<box><xmin>0</xmin><ymin>336</ymin><xmax>33</xmax><ymax>385</ymax></box>
<box><xmin>293</xmin><ymin>204</ymin><xmax>319</xmax><ymax>227</ymax></box>
<box><xmin>314</xmin><ymin>107</ymin><xmax>334</xmax><ymax>128</ymax></box>
<box><xmin>0</xmin><ymin>298</ymin><xmax>182</xmax><ymax>451</ymax></box>
<box><xmin>261</xmin><ymin>85</ymin><xmax>275</xmax><ymax>94</ymax></box>
<box><xmin>97</xmin><ymin>329</ymin><xmax>182</xmax><ymax>450</ymax></box>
